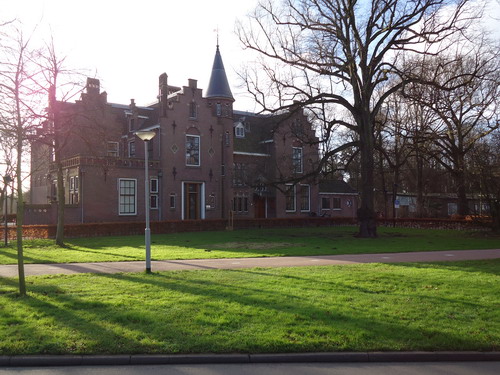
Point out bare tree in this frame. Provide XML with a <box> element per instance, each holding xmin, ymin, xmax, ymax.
<box><xmin>30</xmin><ymin>36</ymin><xmax>84</xmax><ymax>246</ymax></box>
<box><xmin>238</xmin><ymin>0</ymin><xmax>477</xmax><ymax>237</ymax></box>
<box><xmin>403</xmin><ymin>40</ymin><xmax>500</xmax><ymax>216</ymax></box>
<box><xmin>0</xmin><ymin>23</ymin><xmax>43</xmax><ymax>295</ymax></box>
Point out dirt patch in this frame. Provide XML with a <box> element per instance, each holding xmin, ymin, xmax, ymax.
<box><xmin>207</xmin><ymin>242</ymin><xmax>299</xmax><ymax>250</ymax></box>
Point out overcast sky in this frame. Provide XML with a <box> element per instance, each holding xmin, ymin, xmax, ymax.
<box><xmin>2</xmin><ymin>0</ymin><xmax>261</xmax><ymax>111</ymax></box>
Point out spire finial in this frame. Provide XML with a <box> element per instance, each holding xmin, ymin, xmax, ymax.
<box><xmin>215</xmin><ymin>26</ymin><xmax>219</xmax><ymax>49</ymax></box>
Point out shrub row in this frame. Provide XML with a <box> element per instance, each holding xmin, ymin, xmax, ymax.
<box><xmin>0</xmin><ymin>217</ymin><xmax>490</xmax><ymax>240</ymax></box>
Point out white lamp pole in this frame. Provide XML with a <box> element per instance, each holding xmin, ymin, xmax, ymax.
<box><xmin>135</xmin><ymin>130</ymin><xmax>156</xmax><ymax>273</ymax></box>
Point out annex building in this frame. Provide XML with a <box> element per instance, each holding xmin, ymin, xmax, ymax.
<box><xmin>26</xmin><ymin>46</ymin><xmax>358</xmax><ymax>224</ymax></box>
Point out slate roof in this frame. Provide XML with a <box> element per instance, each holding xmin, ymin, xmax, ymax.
<box><xmin>232</xmin><ymin>111</ymin><xmax>275</xmax><ymax>155</ymax></box>
<box><xmin>319</xmin><ymin>180</ymin><xmax>358</xmax><ymax>194</ymax></box>
<box><xmin>206</xmin><ymin>46</ymin><xmax>234</xmax><ymax>100</ymax></box>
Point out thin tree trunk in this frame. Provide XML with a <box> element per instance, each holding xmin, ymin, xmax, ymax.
<box><xmin>51</xmin><ymin>85</ymin><xmax>65</xmax><ymax>246</ymax></box>
<box><xmin>55</xmin><ymin>158</ymin><xmax>65</xmax><ymax>246</ymax></box>
<box><xmin>16</xmin><ymin>128</ymin><xmax>26</xmax><ymax>296</ymax></box>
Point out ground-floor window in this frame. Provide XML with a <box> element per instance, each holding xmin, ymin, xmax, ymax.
<box><xmin>300</xmin><ymin>184</ymin><xmax>310</xmax><ymax>212</ymax></box>
<box><xmin>170</xmin><ymin>193</ymin><xmax>176</xmax><ymax>209</ymax></box>
<box><xmin>321</xmin><ymin>197</ymin><xmax>330</xmax><ymax>209</ymax></box>
<box><xmin>150</xmin><ymin>178</ymin><xmax>158</xmax><ymax>209</ymax></box>
<box><xmin>119</xmin><ymin>178</ymin><xmax>137</xmax><ymax>215</ymax></box>
<box><xmin>233</xmin><ymin>194</ymin><xmax>249</xmax><ymax>214</ymax></box>
<box><xmin>333</xmin><ymin>197</ymin><xmax>341</xmax><ymax>210</ymax></box>
<box><xmin>285</xmin><ymin>184</ymin><xmax>296</xmax><ymax>212</ymax></box>
<box><xmin>69</xmin><ymin>176</ymin><xmax>79</xmax><ymax>204</ymax></box>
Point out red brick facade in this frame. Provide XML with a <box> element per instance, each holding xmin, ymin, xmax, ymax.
<box><xmin>27</xmin><ymin>47</ymin><xmax>352</xmax><ymax>225</ymax></box>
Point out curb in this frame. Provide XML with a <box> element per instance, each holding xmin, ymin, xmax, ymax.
<box><xmin>0</xmin><ymin>352</ymin><xmax>499</xmax><ymax>367</ymax></box>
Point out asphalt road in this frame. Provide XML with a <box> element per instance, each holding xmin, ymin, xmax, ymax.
<box><xmin>1</xmin><ymin>362</ymin><xmax>499</xmax><ymax>375</ymax></box>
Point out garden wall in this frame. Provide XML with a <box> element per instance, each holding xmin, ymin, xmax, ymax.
<box><xmin>0</xmin><ymin>217</ymin><xmax>491</xmax><ymax>240</ymax></box>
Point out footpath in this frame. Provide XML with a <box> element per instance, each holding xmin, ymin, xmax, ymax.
<box><xmin>0</xmin><ymin>248</ymin><xmax>499</xmax><ymax>277</ymax></box>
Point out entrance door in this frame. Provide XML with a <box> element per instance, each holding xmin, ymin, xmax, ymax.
<box><xmin>254</xmin><ymin>196</ymin><xmax>266</xmax><ymax>218</ymax></box>
<box><xmin>184</xmin><ymin>183</ymin><xmax>201</xmax><ymax>219</ymax></box>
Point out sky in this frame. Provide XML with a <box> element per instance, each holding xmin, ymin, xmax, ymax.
<box><xmin>2</xmin><ymin>0</ymin><xmax>499</xmax><ymax>112</ymax></box>
<box><xmin>2</xmin><ymin>0</ymin><xmax>261</xmax><ymax>111</ymax></box>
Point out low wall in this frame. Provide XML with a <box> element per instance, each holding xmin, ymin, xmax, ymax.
<box><xmin>0</xmin><ymin>217</ymin><xmax>491</xmax><ymax>240</ymax></box>
<box><xmin>378</xmin><ymin>217</ymin><xmax>492</xmax><ymax>231</ymax></box>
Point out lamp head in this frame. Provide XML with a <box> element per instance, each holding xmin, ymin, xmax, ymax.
<box><xmin>135</xmin><ymin>130</ymin><xmax>156</xmax><ymax>141</ymax></box>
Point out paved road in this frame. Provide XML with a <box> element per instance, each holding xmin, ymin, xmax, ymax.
<box><xmin>0</xmin><ymin>249</ymin><xmax>499</xmax><ymax>277</ymax></box>
<box><xmin>1</xmin><ymin>362</ymin><xmax>499</xmax><ymax>375</ymax></box>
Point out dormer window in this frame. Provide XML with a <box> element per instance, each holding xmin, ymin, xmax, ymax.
<box><xmin>128</xmin><ymin>117</ymin><xmax>135</xmax><ymax>132</ymax></box>
<box><xmin>235</xmin><ymin>122</ymin><xmax>245</xmax><ymax>138</ymax></box>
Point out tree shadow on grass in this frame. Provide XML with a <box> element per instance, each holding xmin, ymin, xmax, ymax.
<box><xmin>0</xmin><ymin>248</ymin><xmax>55</xmax><ymax>265</ymax></box>
<box><xmin>95</xmin><ymin>270</ymin><xmax>496</xmax><ymax>352</ymax></box>
<box><xmin>2</xmin><ymin>264</ymin><xmax>497</xmax><ymax>354</ymax></box>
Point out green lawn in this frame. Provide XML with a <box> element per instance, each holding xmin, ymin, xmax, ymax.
<box><xmin>0</xmin><ymin>226</ymin><xmax>499</xmax><ymax>265</ymax></box>
<box><xmin>0</xmin><ymin>259</ymin><xmax>498</xmax><ymax>355</ymax></box>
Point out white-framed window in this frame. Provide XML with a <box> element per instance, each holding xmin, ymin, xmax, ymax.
<box><xmin>150</xmin><ymin>178</ymin><xmax>158</xmax><ymax>193</ymax></box>
<box><xmin>233</xmin><ymin>194</ymin><xmax>249</xmax><ymax>213</ymax></box>
<box><xmin>118</xmin><ymin>178</ymin><xmax>137</xmax><ymax>215</ymax></box>
<box><xmin>69</xmin><ymin>176</ymin><xmax>79</xmax><ymax>204</ymax></box>
<box><xmin>186</xmin><ymin>135</ymin><xmax>200</xmax><ymax>166</ymax></box>
<box><xmin>107</xmin><ymin>141</ymin><xmax>119</xmax><ymax>157</ymax></box>
<box><xmin>333</xmin><ymin>197</ymin><xmax>341</xmax><ymax>210</ymax></box>
<box><xmin>128</xmin><ymin>141</ymin><xmax>136</xmax><ymax>157</ymax></box>
<box><xmin>300</xmin><ymin>184</ymin><xmax>310</xmax><ymax>212</ymax></box>
<box><xmin>169</xmin><ymin>193</ymin><xmax>176</xmax><ymax>209</ymax></box>
<box><xmin>235</xmin><ymin>122</ymin><xmax>245</xmax><ymax>138</ymax></box>
<box><xmin>150</xmin><ymin>195</ymin><xmax>158</xmax><ymax>210</ymax></box>
<box><xmin>285</xmin><ymin>184</ymin><xmax>296</xmax><ymax>212</ymax></box>
<box><xmin>150</xmin><ymin>177</ymin><xmax>159</xmax><ymax>210</ymax></box>
<box><xmin>292</xmin><ymin>147</ymin><xmax>303</xmax><ymax>173</ymax></box>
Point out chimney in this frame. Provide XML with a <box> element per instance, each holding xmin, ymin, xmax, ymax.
<box><xmin>86</xmin><ymin>78</ymin><xmax>100</xmax><ymax>96</ymax></box>
<box><xmin>159</xmin><ymin>73</ymin><xmax>168</xmax><ymax>117</ymax></box>
<box><xmin>188</xmin><ymin>79</ymin><xmax>197</xmax><ymax>89</ymax></box>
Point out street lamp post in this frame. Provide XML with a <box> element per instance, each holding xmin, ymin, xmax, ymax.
<box><xmin>135</xmin><ymin>130</ymin><xmax>156</xmax><ymax>273</ymax></box>
<box><xmin>3</xmin><ymin>175</ymin><xmax>12</xmax><ymax>247</ymax></box>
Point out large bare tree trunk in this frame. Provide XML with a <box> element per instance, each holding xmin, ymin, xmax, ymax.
<box><xmin>358</xmin><ymin>117</ymin><xmax>377</xmax><ymax>237</ymax></box>
<box><xmin>455</xmin><ymin>170</ymin><xmax>468</xmax><ymax>216</ymax></box>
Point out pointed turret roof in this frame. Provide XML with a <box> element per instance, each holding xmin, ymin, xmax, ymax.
<box><xmin>206</xmin><ymin>45</ymin><xmax>234</xmax><ymax>101</ymax></box>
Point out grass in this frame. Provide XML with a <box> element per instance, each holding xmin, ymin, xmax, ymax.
<box><xmin>0</xmin><ymin>226</ymin><xmax>499</xmax><ymax>265</ymax></box>
<box><xmin>0</xmin><ymin>259</ymin><xmax>498</xmax><ymax>355</ymax></box>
